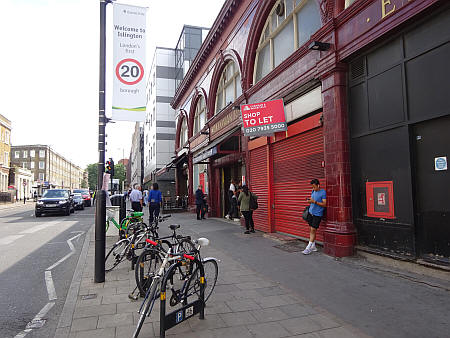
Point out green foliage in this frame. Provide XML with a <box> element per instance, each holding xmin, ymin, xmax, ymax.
<box><xmin>86</xmin><ymin>162</ymin><xmax>126</xmax><ymax>191</ymax></box>
<box><xmin>86</xmin><ymin>163</ymin><xmax>98</xmax><ymax>191</ymax></box>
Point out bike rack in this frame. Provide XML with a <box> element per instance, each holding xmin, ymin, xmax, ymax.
<box><xmin>159</xmin><ymin>258</ymin><xmax>205</xmax><ymax>338</ymax></box>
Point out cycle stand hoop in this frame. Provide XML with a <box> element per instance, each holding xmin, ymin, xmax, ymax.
<box><xmin>159</xmin><ymin>258</ymin><xmax>205</xmax><ymax>338</ymax></box>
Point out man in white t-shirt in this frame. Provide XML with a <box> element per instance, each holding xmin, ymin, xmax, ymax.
<box><xmin>129</xmin><ymin>185</ymin><xmax>143</xmax><ymax>212</ymax></box>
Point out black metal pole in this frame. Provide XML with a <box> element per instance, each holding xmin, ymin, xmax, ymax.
<box><xmin>95</xmin><ymin>0</ymin><xmax>109</xmax><ymax>283</ymax></box>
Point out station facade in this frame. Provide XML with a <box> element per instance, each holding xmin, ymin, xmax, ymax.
<box><xmin>171</xmin><ymin>0</ymin><xmax>449</xmax><ymax>262</ymax></box>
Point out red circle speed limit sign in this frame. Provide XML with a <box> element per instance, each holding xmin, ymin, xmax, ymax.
<box><xmin>115</xmin><ymin>58</ymin><xmax>144</xmax><ymax>85</ymax></box>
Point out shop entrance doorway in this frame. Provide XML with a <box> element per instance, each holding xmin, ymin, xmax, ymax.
<box><xmin>220</xmin><ymin>165</ymin><xmax>242</xmax><ymax>218</ymax></box>
<box><xmin>413</xmin><ymin>115</ymin><xmax>450</xmax><ymax>264</ymax></box>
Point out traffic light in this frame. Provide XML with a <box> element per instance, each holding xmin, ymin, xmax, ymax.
<box><xmin>106</xmin><ymin>158</ymin><xmax>115</xmax><ymax>177</ymax></box>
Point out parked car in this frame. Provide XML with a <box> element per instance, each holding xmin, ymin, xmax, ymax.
<box><xmin>72</xmin><ymin>193</ymin><xmax>85</xmax><ymax>210</ymax></box>
<box><xmin>72</xmin><ymin>189</ymin><xmax>91</xmax><ymax>207</ymax></box>
<box><xmin>35</xmin><ymin>189</ymin><xmax>74</xmax><ymax>217</ymax></box>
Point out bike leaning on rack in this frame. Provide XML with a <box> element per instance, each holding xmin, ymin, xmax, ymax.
<box><xmin>133</xmin><ymin>237</ymin><xmax>218</xmax><ymax>338</ymax></box>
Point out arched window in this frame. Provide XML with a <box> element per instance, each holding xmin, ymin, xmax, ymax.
<box><xmin>193</xmin><ymin>96</ymin><xmax>207</xmax><ymax>135</ymax></box>
<box><xmin>180</xmin><ymin>118</ymin><xmax>188</xmax><ymax>147</ymax></box>
<box><xmin>254</xmin><ymin>0</ymin><xmax>321</xmax><ymax>83</ymax></box>
<box><xmin>215</xmin><ymin>61</ymin><xmax>242</xmax><ymax>114</ymax></box>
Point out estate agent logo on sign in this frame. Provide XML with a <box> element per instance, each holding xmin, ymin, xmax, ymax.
<box><xmin>112</xmin><ymin>4</ymin><xmax>147</xmax><ymax>122</ymax></box>
<box><xmin>241</xmin><ymin>99</ymin><xmax>287</xmax><ymax>137</ymax></box>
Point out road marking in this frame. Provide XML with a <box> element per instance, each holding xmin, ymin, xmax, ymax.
<box><xmin>20</xmin><ymin>221</ymin><xmax>62</xmax><ymax>234</ymax></box>
<box><xmin>14</xmin><ymin>302</ymin><xmax>55</xmax><ymax>338</ymax></box>
<box><xmin>14</xmin><ymin>231</ymin><xmax>84</xmax><ymax>337</ymax></box>
<box><xmin>45</xmin><ymin>271</ymin><xmax>57</xmax><ymax>301</ymax></box>
<box><xmin>46</xmin><ymin>232</ymin><xmax>84</xmax><ymax>270</ymax></box>
<box><xmin>0</xmin><ymin>235</ymin><xmax>25</xmax><ymax>245</ymax></box>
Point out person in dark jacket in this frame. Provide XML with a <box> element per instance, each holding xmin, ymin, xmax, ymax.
<box><xmin>148</xmin><ymin>183</ymin><xmax>162</xmax><ymax>224</ymax></box>
<box><xmin>195</xmin><ymin>185</ymin><xmax>206</xmax><ymax>220</ymax></box>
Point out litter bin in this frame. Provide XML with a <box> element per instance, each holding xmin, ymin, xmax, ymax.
<box><xmin>110</xmin><ymin>194</ymin><xmax>126</xmax><ymax>224</ymax></box>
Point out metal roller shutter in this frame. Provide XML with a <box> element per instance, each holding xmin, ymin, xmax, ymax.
<box><xmin>272</xmin><ymin>127</ymin><xmax>325</xmax><ymax>240</ymax></box>
<box><xmin>249</xmin><ymin>145</ymin><xmax>270</xmax><ymax>232</ymax></box>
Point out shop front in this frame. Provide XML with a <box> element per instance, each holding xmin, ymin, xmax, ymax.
<box><xmin>347</xmin><ymin>5</ymin><xmax>450</xmax><ymax>264</ymax></box>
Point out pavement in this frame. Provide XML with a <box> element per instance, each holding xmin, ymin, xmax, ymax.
<box><xmin>53</xmin><ymin>210</ymin><xmax>450</xmax><ymax>338</ymax></box>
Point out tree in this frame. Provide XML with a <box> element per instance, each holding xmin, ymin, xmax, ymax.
<box><xmin>86</xmin><ymin>162</ymin><xmax>126</xmax><ymax>192</ymax></box>
<box><xmin>86</xmin><ymin>163</ymin><xmax>98</xmax><ymax>191</ymax></box>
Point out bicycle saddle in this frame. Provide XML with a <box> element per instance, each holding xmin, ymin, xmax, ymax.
<box><xmin>169</xmin><ymin>224</ymin><xmax>180</xmax><ymax>230</ymax></box>
<box><xmin>131</xmin><ymin>211</ymin><xmax>144</xmax><ymax>217</ymax></box>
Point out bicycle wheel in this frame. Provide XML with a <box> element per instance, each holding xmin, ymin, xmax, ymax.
<box><xmin>133</xmin><ymin>278</ymin><xmax>160</xmax><ymax>338</ymax></box>
<box><xmin>176</xmin><ymin>237</ymin><xmax>195</xmax><ymax>254</ymax></box>
<box><xmin>135</xmin><ymin>249</ymin><xmax>162</xmax><ymax>297</ymax></box>
<box><xmin>184</xmin><ymin>258</ymin><xmax>218</xmax><ymax>302</ymax></box>
<box><xmin>105</xmin><ymin>239</ymin><xmax>129</xmax><ymax>272</ymax></box>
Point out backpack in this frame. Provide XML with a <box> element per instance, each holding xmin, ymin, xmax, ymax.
<box><xmin>249</xmin><ymin>192</ymin><xmax>258</xmax><ymax>210</ymax></box>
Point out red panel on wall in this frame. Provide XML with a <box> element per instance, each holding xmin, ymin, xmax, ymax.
<box><xmin>366</xmin><ymin>181</ymin><xmax>395</xmax><ymax>219</ymax></box>
<box><xmin>272</xmin><ymin>126</ymin><xmax>325</xmax><ymax>240</ymax></box>
<box><xmin>249</xmin><ymin>146</ymin><xmax>270</xmax><ymax>232</ymax></box>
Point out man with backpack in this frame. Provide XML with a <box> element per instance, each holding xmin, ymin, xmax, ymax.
<box><xmin>302</xmin><ymin>179</ymin><xmax>327</xmax><ymax>255</ymax></box>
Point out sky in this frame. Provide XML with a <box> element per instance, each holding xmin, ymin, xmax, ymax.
<box><xmin>0</xmin><ymin>0</ymin><xmax>225</xmax><ymax>169</ymax></box>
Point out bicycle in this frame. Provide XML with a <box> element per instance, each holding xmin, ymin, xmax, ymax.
<box><xmin>106</xmin><ymin>209</ymin><xmax>146</xmax><ymax>238</ymax></box>
<box><xmin>133</xmin><ymin>237</ymin><xmax>217</xmax><ymax>338</ymax></box>
<box><xmin>104</xmin><ymin>224</ymin><xmax>149</xmax><ymax>272</ymax></box>
<box><xmin>133</xmin><ymin>223</ymin><xmax>195</xmax><ymax>298</ymax></box>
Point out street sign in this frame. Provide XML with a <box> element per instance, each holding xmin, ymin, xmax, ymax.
<box><xmin>241</xmin><ymin>99</ymin><xmax>287</xmax><ymax>136</ymax></box>
<box><xmin>112</xmin><ymin>3</ymin><xmax>147</xmax><ymax>122</ymax></box>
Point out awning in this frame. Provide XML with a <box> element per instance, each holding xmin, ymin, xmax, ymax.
<box><xmin>156</xmin><ymin>152</ymin><xmax>188</xmax><ymax>177</ymax></box>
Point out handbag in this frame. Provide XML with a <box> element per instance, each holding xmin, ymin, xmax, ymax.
<box><xmin>302</xmin><ymin>206</ymin><xmax>310</xmax><ymax>221</ymax></box>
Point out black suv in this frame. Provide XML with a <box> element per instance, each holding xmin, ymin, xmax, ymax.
<box><xmin>35</xmin><ymin>189</ymin><xmax>74</xmax><ymax>217</ymax></box>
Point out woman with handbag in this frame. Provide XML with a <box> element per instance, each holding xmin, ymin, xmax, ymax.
<box><xmin>238</xmin><ymin>185</ymin><xmax>258</xmax><ymax>234</ymax></box>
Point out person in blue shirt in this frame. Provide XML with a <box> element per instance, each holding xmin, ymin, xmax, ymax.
<box><xmin>303</xmin><ymin>179</ymin><xmax>327</xmax><ymax>255</ymax></box>
<box><xmin>148</xmin><ymin>183</ymin><xmax>162</xmax><ymax>224</ymax></box>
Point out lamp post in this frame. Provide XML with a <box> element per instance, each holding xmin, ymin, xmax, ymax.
<box><xmin>95</xmin><ymin>0</ymin><xmax>112</xmax><ymax>283</ymax></box>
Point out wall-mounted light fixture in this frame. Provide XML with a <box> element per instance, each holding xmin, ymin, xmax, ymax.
<box><xmin>308</xmin><ymin>41</ymin><xmax>331</xmax><ymax>51</ymax></box>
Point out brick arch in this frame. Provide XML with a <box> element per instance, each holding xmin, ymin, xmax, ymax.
<box><xmin>242</xmin><ymin>0</ymin><xmax>328</xmax><ymax>90</ymax></box>
<box><xmin>207</xmin><ymin>49</ymin><xmax>243</xmax><ymax>119</ymax></box>
<box><xmin>188</xmin><ymin>87</ymin><xmax>208</xmax><ymax>138</ymax></box>
<box><xmin>175</xmin><ymin>109</ymin><xmax>189</xmax><ymax>151</ymax></box>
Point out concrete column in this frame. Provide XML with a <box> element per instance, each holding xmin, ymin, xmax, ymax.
<box><xmin>321</xmin><ymin>68</ymin><xmax>356</xmax><ymax>257</ymax></box>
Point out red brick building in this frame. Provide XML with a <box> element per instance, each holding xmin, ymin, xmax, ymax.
<box><xmin>171</xmin><ymin>0</ymin><xmax>450</xmax><ymax>262</ymax></box>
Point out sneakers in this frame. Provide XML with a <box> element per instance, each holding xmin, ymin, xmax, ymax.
<box><xmin>225</xmin><ymin>215</ymin><xmax>230</xmax><ymax>220</ymax></box>
<box><xmin>233</xmin><ymin>218</ymin><xmax>240</xmax><ymax>222</ymax></box>
<box><xmin>244</xmin><ymin>230</ymin><xmax>250</xmax><ymax>234</ymax></box>
<box><xmin>311</xmin><ymin>245</ymin><xmax>318</xmax><ymax>252</ymax></box>
<box><xmin>302</xmin><ymin>247</ymin><xmax>312</xmax><ymax>255</ymax></box>
<box><xmin>250</xmin><ymin>229</ymin><xmax>255</xmax><ymax>233</ymax></box>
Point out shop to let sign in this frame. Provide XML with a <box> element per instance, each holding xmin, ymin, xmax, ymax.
<box><xmin>241</xmin><ymin>99</ymin><xmax>287</xmax><ymax>136</ymax></box>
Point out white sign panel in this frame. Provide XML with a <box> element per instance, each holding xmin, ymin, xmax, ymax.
<box><xmin>435</xmin><ymin>156</ymin><xmax>447</xmax><ymax>171</ymax></box>
<box><xmin>112</xmin><ymin>4</ymin><xmax>147</xmax><ymax>122</ymax></box>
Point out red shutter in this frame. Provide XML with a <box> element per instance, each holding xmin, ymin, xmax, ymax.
<box><xmin>249</xmin><ymin>145</ymin><xmax>270</xmax><ymax>232</ymax></box>
<box><xmin>272</xmin><ymin>127</ymin><xmax>325</xmax><ymax>240</ymax></box>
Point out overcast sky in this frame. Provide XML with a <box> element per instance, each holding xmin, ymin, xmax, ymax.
<box><xmin>0</xmin><ymin>0</ymin><xmax>225</xmax><ymax>169</ymax></box>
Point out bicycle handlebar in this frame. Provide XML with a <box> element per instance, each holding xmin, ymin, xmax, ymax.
<box><xmin>145</xmin><ymin>238</ymin><xmax>195</xmax><ymax>260</ymax></box>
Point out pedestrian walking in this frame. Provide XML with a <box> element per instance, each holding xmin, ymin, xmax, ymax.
<box><xmin>225</xmin><ymin>179</ymin><xmax>236</xmax><ymax>219</ymax></box>
<box><xmin>129</xmin><ymin>185</ymin><xmax>143</xmax><ymax>212</ymax></box>
<box><xmin>238</xmin><ymin>185</ymin><xmax>258</xmax><ymax>234</ymax></box>
<box><xmin>302</xmin><ymin>179</ymin><xmax>327</xmax><ymax>255</ymax></box>
<box><xmin>195</xmin><ymin>185</ymin><xmax>206</xmax><ymax>220</ymax></box>
<box><xmin>229</xmin><ymin>191</ymin><xmax>239</xmax><ymax>221</ymax></box>
<box><xmin>143</xmin><ymin>189</ymin><xmax>149</xmax><ymax>207</ymax></box>
<box><xmin>148</xmin><ymin>183</ymin><xmax>162</xmax><ymax>224</ymax></box>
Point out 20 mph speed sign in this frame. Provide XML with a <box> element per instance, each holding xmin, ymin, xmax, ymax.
<box><xmin>115</xmin><ymin>58</ymin><xmax>144</xmax><ymax>85</ymax></box>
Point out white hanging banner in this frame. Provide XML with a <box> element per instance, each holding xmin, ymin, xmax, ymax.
<box><xmin>112</xmin><ymin>4</ymin><xmax>147</xmax><ymax>122</ymax></box>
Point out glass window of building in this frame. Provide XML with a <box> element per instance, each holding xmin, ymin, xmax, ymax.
<box><xmin>194</xmin><ymin>96</ymin><xmax>207</xmax><ymax>135</ymax></box>
<box><xmin>39</xmin><ymin>150</ymin><xmax>45</xmax><ymax>158</ymax></box>
<box><xmin>30</xmin><ymin>150</ymin><xmax>35</xmax><ymax>157</ymax></box>
<box><xmin>254</xmin><ymin>0</ymin><xmax>321</xmax><ymax>83</ymax></box>
<box><xmin>23</xmin><ymin>150</ymin><xmax>28</xmax><ymax>158</ymax></box>
<box><xmin>39</xmin><ymin>173</ymin><xmax>44</xmax><ymax>181</ymax></box>
<box><xmin>31</xmin><ymin>162</ymin><xmax>35</xmax><ymax>169</ymax></box>
<box><xmin>4</xmin><ymin>152</ymin><xmax>8</xmax><ymax>165</ymax></box>
<box><xmin>23</xmin><ymin>162</ymin><xmax>27</xmax><ymax>169</ymax></box>
<box><xmin>180</xmin><ymin>119</ymin><xmax>188</xmax><ymax>147</ymax></box>
<box><xmin>15</xmin><ymin>151</ymin><xmax>20</xmax><ymax>159</ymax></box>
<box><xmin>215</xmin><ymin>61</ymin><xmax>242</xmax><ymax>114</ymax></box>
<box><xmin>345</xmin><ymin>0</ymin><xmax>357</xmax><ymax>8</ymax></box>
<box><xmin>39</xmin><ymin>161</ymin><xmax>45</xmax><ymax>169</ymax></box>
